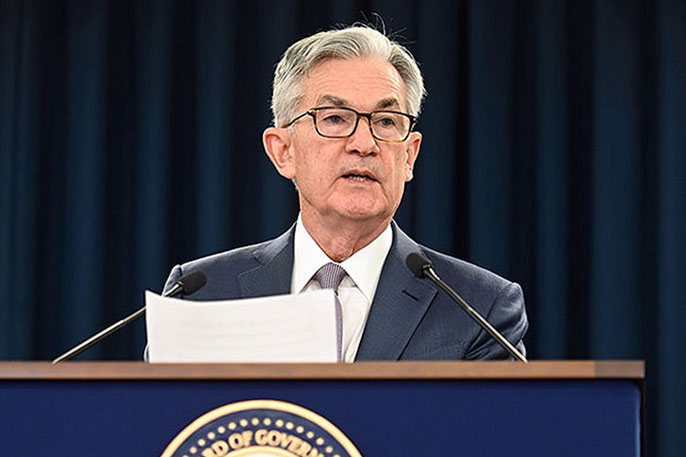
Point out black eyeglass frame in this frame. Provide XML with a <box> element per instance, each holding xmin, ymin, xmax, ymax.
<box><xmin>285</xmin><ymin>106</ymin><xmax>418</xmax><ymax>143</ymax></box>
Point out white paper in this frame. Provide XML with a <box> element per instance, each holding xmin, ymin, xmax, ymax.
<box><xmin>145</xmin><ymin>289</ymin><xmax>338</xmax><ymax>363</ymax></box>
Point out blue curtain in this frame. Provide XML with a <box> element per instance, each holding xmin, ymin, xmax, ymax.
<box><xmin>1</xmin><ymin>1</ymin><xmax>684</xmax><ymax>455</ymax></box>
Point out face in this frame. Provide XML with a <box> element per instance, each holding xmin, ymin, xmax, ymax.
<box><xmin>264</xmin><ymin>57</ymin><xmax>422</xmax><ymax>230</ymax></box>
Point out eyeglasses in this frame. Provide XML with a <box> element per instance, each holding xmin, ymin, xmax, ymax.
<box><xmin>285</xmin><ymin>106</ymin><xmax>417</xmax><ymax>142</ymax></box>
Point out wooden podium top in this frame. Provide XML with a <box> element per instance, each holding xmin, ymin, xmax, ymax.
<box><xmin>0</xmin><ymin>360</ymin><xmax>643</xmax><ymax>381</ymax></box>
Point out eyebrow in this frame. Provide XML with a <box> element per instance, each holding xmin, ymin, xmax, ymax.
<box><xmin>315</xmin><ymin>95</ymin><xmax>402</xmax><ymax>111</ymax></box>
<box><xmin>375</xmin><ymin>97</ymin><xmax>401</xmax><ymax>110</ymax></box>
<box><xmin>316</xmin><ymin>95</ymin><xmax>348</xmax><ymax>107</ymax></box>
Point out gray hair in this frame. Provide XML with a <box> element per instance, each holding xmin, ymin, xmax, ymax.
<box><xmin>271</xmin><ymin>25</ymin><xmax>426</xmax><ymax>128</ymax></box>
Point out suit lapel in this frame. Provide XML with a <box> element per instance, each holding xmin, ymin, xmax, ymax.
<box><xmin>235</xmin><ymin>223</ymin><xmax>437</xmax><ymax>360</ymax></box>
<box><xmin>237</xmin><ymin>226</ymin><xmax>295</xmax><ymax>298</ymax></box>
<box><xmin>356</xmin><ymin>224</ymin><xmax>437</xmax><ymax>360</ymax></box>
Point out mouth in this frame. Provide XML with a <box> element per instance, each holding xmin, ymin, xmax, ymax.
<box><xmin>341</xmin><ymin>170</ymin><xmax>378</xmax><ymax>183</ymax></box>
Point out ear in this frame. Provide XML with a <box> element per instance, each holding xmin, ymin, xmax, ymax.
<box><xmin>263</xmin><ymin>127</ymin><xmax>295</xmax><ymax>179</ymax></box>
<box><xmin>403</xmin><ymin>131</ymin><xmax>422</xmax><ymax>182</ymax></box>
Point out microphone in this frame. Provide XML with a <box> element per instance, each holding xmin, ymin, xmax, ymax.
<box><xmin>162</xmin><ymin>270</ymin><xmax>207</xmax><ymax>298</ymax></box>
<box><xmin>406</xmin><ymin>253</ymin><xmax>527</xmax><ymax>362</ymax></box>
<box><xmin>52</xmin><ymin>270</ymin><xmax>207</xmax><ymax>364</ymax></box>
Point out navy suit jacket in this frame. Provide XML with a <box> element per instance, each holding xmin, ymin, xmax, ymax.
<box><xmin>163</xmin><ymin>223</ymin><xmax>528</xmax><ymax>360</ymax></box>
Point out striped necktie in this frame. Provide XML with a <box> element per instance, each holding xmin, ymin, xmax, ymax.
<box><xmin>313</xmin><ymin>263</ymin><xmax>346</xmax><ymax>362</ymax></box>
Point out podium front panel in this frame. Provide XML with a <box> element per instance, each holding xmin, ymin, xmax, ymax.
<box><xmin>0</xmin><ymin>362</ymin><xmax>642</xmax><ymax>457</ymax></box>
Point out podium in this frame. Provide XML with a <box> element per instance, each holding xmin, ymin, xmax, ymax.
<box><xmin>0</xmin><ymin>361</ymin><xmax>642</xmax><ymax>456</ymax></box>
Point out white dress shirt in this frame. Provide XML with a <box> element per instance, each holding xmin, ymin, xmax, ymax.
<box><xmin>291</xmin><ymin>216</ymin><xmax>393</xmax><ymax>362</ymax></box>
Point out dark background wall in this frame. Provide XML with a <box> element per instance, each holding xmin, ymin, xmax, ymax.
<box><xmin>1</xmin><ymin>1</ymin><xmax>684</xmax><ymax>455</ymax></box>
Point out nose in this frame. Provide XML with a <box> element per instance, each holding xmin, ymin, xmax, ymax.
<box><xmin>345</xmin><ymin>117</ymin><xmax>380</xmax><ymax>156</ymax></box>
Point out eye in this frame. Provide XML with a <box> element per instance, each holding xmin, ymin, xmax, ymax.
<box><xmin>321</xmin><ymin>114</ymin><xmax>345</xmax><ymax>124</ymax></box>
<box><xmin>377</xmin><ymin>116</ymin><xmax>397</xmax><ymax>127</ymax></box>
<box><xmin>374</xmin><ymin>113</ymin><xmax>401</xmax><ymax>129</ymax></box>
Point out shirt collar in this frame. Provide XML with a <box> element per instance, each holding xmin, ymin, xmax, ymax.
<box><xmin>292</xmin><ymin>215</ymin><xmax>393</xmax><ymax>302</ymax></box>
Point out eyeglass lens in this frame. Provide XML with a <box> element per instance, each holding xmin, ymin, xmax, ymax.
<box><xmin>314</xmin><ymin>108</ymin><xmax>411</xmax><ymax>141</ymax></box>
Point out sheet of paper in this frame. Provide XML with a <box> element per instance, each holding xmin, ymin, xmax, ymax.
<box><xmin>145</xmin><ymin>289</ymin><xmax>338</xmax><ymax>363</ymax></box>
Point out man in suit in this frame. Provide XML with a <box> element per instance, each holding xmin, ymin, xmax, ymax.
<box><xmin>164</xmin><ymin>26</ymin><xmax>528</xmax><ymax>361</ymax></box>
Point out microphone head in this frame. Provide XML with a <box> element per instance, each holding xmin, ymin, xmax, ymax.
<box><xmin>406</xmin><ymin>252</ymin><xmax>432</xmax><ymax>278</ymax></box>
<box><xmin>177</xmin><ymin>270</ymin><xmax>207</xmax><ymax>295</ymax></box>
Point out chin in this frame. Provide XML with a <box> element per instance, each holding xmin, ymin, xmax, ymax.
<box><xmin>336</xmin><ymin>205</ymin><xmax>387</xmax><ymax>221</ymax></box>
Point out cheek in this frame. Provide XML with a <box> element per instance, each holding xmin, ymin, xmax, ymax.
<box><xmin>294</xmin><ymin>152</ymin><xmax>333</xmax><ymax>191</ymax></box>
<box><xmin>293</xmin><ymin>137</ymin><xmax>331</xmax><ymax>175</ymax></box>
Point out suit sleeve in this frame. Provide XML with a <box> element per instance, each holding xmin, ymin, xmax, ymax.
<box><xmin>162</xmin><ymin>264</ymin><xmax>184</xmax><ymax>295</ymax></box>
<box><xmin>465</xmin><ymin>281</ymin><xmax>529</xmax><ymax>360</ymax></box>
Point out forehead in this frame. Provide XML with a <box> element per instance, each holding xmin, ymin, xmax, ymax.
<box><xmin>300</xmin><ymin>57</ymin><xmax>408</xmax><ymax>111</ymax></box>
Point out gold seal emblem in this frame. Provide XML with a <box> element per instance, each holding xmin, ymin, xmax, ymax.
<box><xmin>161</xmin><ymin>400</ymin><xmax>363</xmax><ymax>457</ymax></box>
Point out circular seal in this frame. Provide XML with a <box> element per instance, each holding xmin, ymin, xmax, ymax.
<box><xmin>160</xmin><ymin>400</ymin><xmax>363</xmax><ymax>457</ymax></box>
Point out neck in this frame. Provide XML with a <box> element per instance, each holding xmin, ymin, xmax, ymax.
<box><xmin>301</xmin><ymin>212</ymin><xmax>390</xmax><ymax>262</ymax></box>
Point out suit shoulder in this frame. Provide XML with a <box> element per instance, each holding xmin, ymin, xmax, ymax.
<box><xmin>415</xmin><ymin>245</ymin><xmax>527</xmax><ymax>354</ymax></box>
<box><xmin>419</xmin><ymin>245</ymin><xmax>515</xmax><ymax>298</ymax></box>
<box><xmin>165</xmin><ymin>227</ymin><xmax>295</xmax><ymax>300</ymax></box>
<box><xmin>178</xmin><ymin>225</ymin><xmax>294</xmax><ymax>276</ymax></box>
<box><xmin>179</xmin><ymin>242</ymin><xmax>264</xmax><ymax>276</ymax></box>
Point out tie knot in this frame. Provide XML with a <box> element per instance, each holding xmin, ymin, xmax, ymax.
<box><xmin>314</xmin><ymin>262</ymin><xmax>346</xmax><ymax>290</ymax></box>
